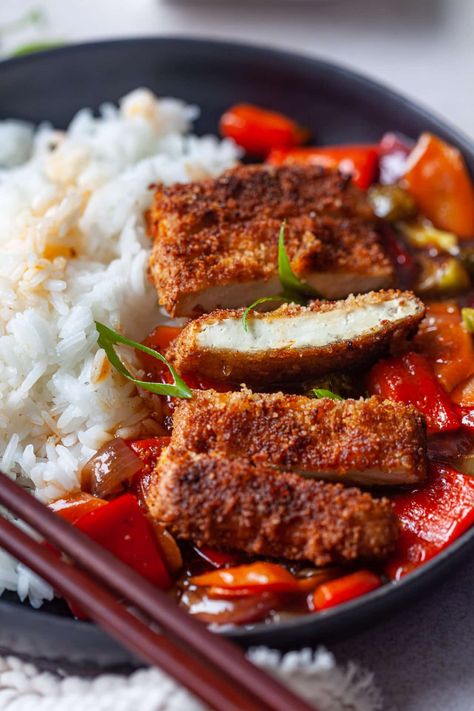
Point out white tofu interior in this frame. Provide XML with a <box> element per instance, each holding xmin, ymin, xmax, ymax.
<box><xmin>196</xmin><ymin>297</ymin><xmax>420</xmax><ymax>353</ymax></box>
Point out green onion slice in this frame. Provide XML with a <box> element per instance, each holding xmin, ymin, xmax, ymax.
<box><xmin>312</xmin><ymin>388</ymin><xmax>343</xmax><ymax>401</ymax></box>
<box><xmin>242</xmin><ymin>297</ymin><xmax>287</xmax><ymax>331</ymax></box>
<box><xmin>462</xmin><ymin>308</ymin><xmax>474</xmax><ymax>334</ymax></box>
<box><xmin>278</xmin><ymin>222</ymin><xmax>320</xmax><ymax>299</ymax></box>
<box><xmin>95</xmin><ymin>322</ymin><xmax>192</xmax><ymax>399</ymax></box>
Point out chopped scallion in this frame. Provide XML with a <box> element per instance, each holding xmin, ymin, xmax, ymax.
<box><xmin>462</xmin><ymin>308</ymin><xmax>474</xmax><ymax>334</ymax></box>
<box><xmin>278</xmin><ymin>222</ymin><xmax>320</xmax><ymax>300</ymax></box>
<box><xmin>312</xmin><ymin>388</ymin><xmax>343</xmax><ymax>401</ymax></box>
<box><xmin>95</xmin><ymin>322</ymin><xmax>192</xmax><ymax>399</ymax></box>
<box><xmin>242</xmin><ymin>296</ymin><xmax>286</xmax><ymax>331</ymax></box>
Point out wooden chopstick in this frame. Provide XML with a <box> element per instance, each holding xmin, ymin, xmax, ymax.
<box><xmin>0</xmin><ymin>471</ymin><xmax>316</xmax><ymax>711</ymax></box>
<box><xmin>0</xmin><ymin>514</ymin><xmax>258</xmax><ymax>711</ymax></box>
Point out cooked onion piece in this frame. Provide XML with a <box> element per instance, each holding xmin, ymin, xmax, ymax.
<box><xmin>81</xmin><ymin>438</ymin><xmax>143</xmax><ymax>498</ymax></box>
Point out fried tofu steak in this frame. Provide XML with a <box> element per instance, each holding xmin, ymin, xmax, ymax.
<box><xmin>148</xmin><ymin>165</ymin><xmax>394</xmax><ymax>316</ymax></box>
<box><xmin>166</xmin><ymin>290</ymin><xmax>424</xmax><ymax>386</ymax></box>
<box><xmin>147</xmin><ymin>449</ymin><xmax>398</xmax><ymax>566</ymax></box>
<box><xmin>170</xmin><ymin>389</ymin><xmax>427</xmax><ymax>486</ymax></box>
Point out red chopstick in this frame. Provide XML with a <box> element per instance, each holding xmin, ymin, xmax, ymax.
<box><xmin>0</xmin><ymin>471</ymin><xmax>317</xmax><ymax>711</ymax></box>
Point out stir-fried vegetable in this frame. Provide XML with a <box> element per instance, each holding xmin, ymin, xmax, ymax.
<box><xmin>136</xmin><ymin>325</ymin><xmax>182</xmax><ymax>378</ymax></box>
<box><xmin>414</xmin><ymin>255</ymin><xmax>470</xmax><ymax>296</ymax></box>
<box><xmin>312</xmin><ymin>388</ymin><xmax>343</xmax><ymax>401</ymax></box>
<box><xmin>95</xmin><ymin>322</ymin><xmax>192</xmax><ymax>399</ymax></box>
<box><xmin>267</xmin><ymin>145</ymin><xmax>379</xmax><ymax>189</ymax></box>
<box><xmin>75</xmin><ymin>493</ymin><xmax>172</xmax><ymax>588</ymax></box>
<box><xmin>313</xmin><ymin>571</ymin><xmax>381</xmax><ymax>611</ymax></box>
<box><xmin>414</xmin><ymin>302</ymin><xmax>474</xmax><ymax>393</ymax></box>
<box><xmin>151</xmin><ymin>522</ymin><xmax>183</xmax><ymax>573</ymax></box>
<box><xmin>219</xmin><ymin>103</ymin><xmax>308</xmax><ymax>155</ymax></box>
<box><xmin>368</xmin><ymin>184</ymin><xmax>416</xmax><ymax>222</ymax></box>
<box><xmin>129</xmin><ymin>437</ymin><xmax>170</xmax><ymax>475</ymax></box>
<box><xmin>181</xmin><ymin>588</ymin><xmax>280</xmax><ymax>625</ymax></box>
<box><xmin>462</xmin><ymin>308</ymin><xmax>474</xmax><ymax>333</ymax></box>
<box><xmin>452</xmin><ymin>377</ymin><xmax>474</xmax><ymax>407</ymax></box>
<box><xmin>403</xmin><ymin>132</ymin><xmax>474</xmax><ymax>237</ymax></box>
<box><xmin>387</xmin><ymin>464</ymin><xmax>474</xmax><ymax>579</ymax></box>
<box><xmin>368</xmin><ymin>352</ymin><xmax>460</xmax><ymax>433</ymax></box>
<box><xmin>49</xmin><ymin>493</ymin><xmax>107</xmax><ymax>523</ymax></box>
<box><xmin>81</xmin><ymin>438</ymin><xmax>144</xmax><ymax>498</ymax></box>
<box><xmin>398</xmin><ymin>220</ymin><xmax>459</xmax><ymax>254</ymax></box>
<box><xmin>190</xmin><ymin>562</ymin><xmax>301</xmax><ymax>593</ymax></box>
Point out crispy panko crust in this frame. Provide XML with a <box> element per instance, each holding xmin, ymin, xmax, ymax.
<box><xmin>170</xmin><ymin>389</ymin><xmax>427</xmax><ymax>486</ymax></box>
<box><xmin>147</xmin><ymin>449</ymin><xmax>398</xmax><ymax>565</ymax></box>
<box><xmin>166</xmin><ymin>290</ymin><xmax>425</xmax><ymax>385</ymax></box>
<box><xmin>148</xmin><ymin>165</ymin><xmax>394</xmax><ymax>316</ymax></box>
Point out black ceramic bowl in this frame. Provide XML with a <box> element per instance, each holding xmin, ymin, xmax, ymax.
<box><xmin>1</xmin><ymin>37</ymin><xmax>473</xmax><ymax>669</ymax></box>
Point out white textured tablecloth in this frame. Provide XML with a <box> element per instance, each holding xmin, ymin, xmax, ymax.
<box><xmin>1</xmin><ymin>1</ymin><xmax>473</xmax><ymax>709</ymax></box>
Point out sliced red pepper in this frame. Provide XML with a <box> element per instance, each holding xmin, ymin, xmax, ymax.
<box><xmin>128</xmin><ymin>437</ymin><xmax>171</xmax><ymax>508</ymax></box>
<box><xmin>129</xmin><ymin>437</ymin><xmax>170</xmax><ymax>475</ymax></box>
<box><xmin>368</xmin><ymin>351</ymin><xmax>460</xmax><ymax>433</ymax></box>
<box><xmin>75</xmin><ymin>493</ymin><xmax>172</xmax><ymax>589</ymax></box>
<box><xmin>219</xmin><ymin>103</ymin><xmax>307</xmax><ymax>156</ymax></box>
<box><xmin>414</xmin><ymin>302</ymin><xmax>474</xmax><ymax>393</ymax></box>
<box><xmin>267</xmin><ymin>145</ymin><xmax>379</xmax><ymax>189</ymax></box>
<box><xmin>457</xmin><ymin>405</ymin><xmax>474</xmax><ymax>432</ymax></box>
<box><xmin>190</xmin><ymin>562</ymin><xmax>300</xmax><ymax>593</ymax></box>
<box><xmin>49</xmin><ymin>493</ymin><xmax>108</xmax><ymax>523</ymax></box>
<box><xmin>193</xmin><ymin>545</ymin><xmax>240</xmax><ymax>568</ymax></box>
<box><xmin>136</xmin><ymin>325</ymin><xmax>182</xmax><ymax>379</ymax></box>
<box><xmin>404</xmin><ymin>132</ymin><xmax>474</xmax><ymax>237</ymax></box>
<box><xmin>313</xmin><ymin>571</ymin><xmax>381</xmax><ymax>611</ymax></box>
<box><xmin>386</xmin><ymin>463</ymin><xmax>474</xmax><ymax>580</ymax></box>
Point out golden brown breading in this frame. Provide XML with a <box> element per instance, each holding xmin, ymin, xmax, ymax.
<box><xmin>170</xmin><ymin>389</ymin><xmax>427</xmax><ymax>486</ymax></box>
<box><xmin>148</xmin><ymin>165</ymin><xmax>394</xmax><ymax>316</ymax></box>
<box><xmin>166</xmin><ymin>290</ymin><xmax>425</xmax><ymax>385</ymax></box>
<box><xmin>146</xmin><ymin>449</ymin><xmax>398</xmax><ymax>565</ymax></box>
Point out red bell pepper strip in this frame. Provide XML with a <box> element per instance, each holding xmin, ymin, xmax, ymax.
<box><xmin>404</xmin><ymin>132</ymin><xmax>474</xmax><ymax>237</ymax></box>
<box><xmin>367</xmin><ymin>351</ymin><xmax>460</xmax><ymax>433</ymax></box>
<box><xmin>386</xmin><ymin>463</ymin><xmax>474</xmax><ymax>580</ymax></box>
<box><xmin>414</xmin><ymin>302</ymin><xmax>474</xmax><ymax>393</ymax></box>
<box><xmin>219</xmin><ymin>103</ymin><xmax>308</xmax><ymax>156</ymax></box>
<box><xmin>267</xmin><ymin>145</ymin><xmax>379</xmax><ymax>189</ymax></box>
<box><xmin>129</xmin><ymin>437</ymin><xmax>171</xmax><ymax>475</ymax></box>
<box><xmin>136</xmin><ymin>325</ymin><xmax>182</xmax><ymax>378</ymax></box>
<box><xmin>128</xmin><ymin>437</ymin><xmax>171</xmax><ymax>508</ymax></box>
<box><xmin>75</xmin><ymin>493</ymin><xmax>172</xmax><ymax>589</ymax></box>
<box><xmin>49</xmin><ymin>493</ymin><xmax>108</xmax><ymax>524</ymax></box>
<box><xmin>313</xmin><ymin>571</ymin><xmax>381</xmax><ymax>611</ymax></box>
<box><xmin>457</xmin><ymin>405</ymin><xmax>474</xmax><ymax>432</ymax></box>
<box><xmin>190</xmin><ymin>562</ymin><xmax>300</xmax><ymax>593</ymax></box>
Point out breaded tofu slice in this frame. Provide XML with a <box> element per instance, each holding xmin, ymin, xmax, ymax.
<box><xmin>147</xmin><ymin>449</ymin><xmax>398</xmax><ymax>565</ymax></box>
<box><xmin>148</xmin><ymin>165</ymin><xmax>394</xmax><ymax>316</ymax></box>
<box><xmin>166</xmin><ymin>290</ymin><xmax>424</xmax><ymax>385</ymax></box>
<box><xmin>170</xmin><ymin>389</ymin><xmax>427</xmax><ymax>486</ymax></box>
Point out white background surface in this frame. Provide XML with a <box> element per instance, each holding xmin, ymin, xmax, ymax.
<box><xmin>1</xmin><ymin>1</ymin><xmax>474</xmax><ymax>709</ymax></box>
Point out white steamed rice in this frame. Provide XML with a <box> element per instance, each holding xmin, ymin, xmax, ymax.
<box><xmin>0</xmin><ymin>88</ymin><xmax>239</xmax><ymax>604</ymax></box>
